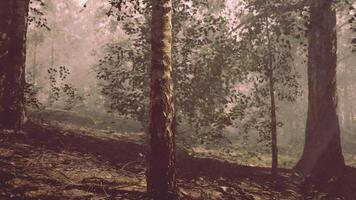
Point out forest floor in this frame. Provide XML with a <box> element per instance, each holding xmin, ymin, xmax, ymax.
<box><xmin>1</xmin><ymin>121</ymin><xmax>356</xmax><ymax>199</ymax></box>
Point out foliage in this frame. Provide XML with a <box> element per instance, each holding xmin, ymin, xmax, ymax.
<box><xmin>28</xmin><ymin>0</ymin><xmax>50</xmax><ymax>30</ymax></box>
<box><xmin>346</xmin><ymin>2</ymin><xmax>356</xmax><ymax>52</ymax></box>
<box><xmin>47</xmin><ymin>66</ymin><xmax>85</xmax><ymax>110</ymax></box>
<box><xmin>228</xmin><ymin>0</ymin><xmax>303</xmax><ymax>148</ymax></box>
<box><xmin>95</xmin><ymin>0</ymin><xmax>240</xmax><ymax>142</ymax></box>
<box><xmin>24</xmin><ymin>80</ymin><xmax>43</xmax><ymax>110</ymax></box>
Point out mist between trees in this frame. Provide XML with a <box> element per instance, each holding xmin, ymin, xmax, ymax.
<box><xmin>1</xmin><ymin>0</ymin><xmax>356</xmax><ymax>199</ymax></box>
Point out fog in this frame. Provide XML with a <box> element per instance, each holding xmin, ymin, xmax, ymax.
<box><xmin>1</xmin><ymin>0</ymin><xmax>353</xmax><ymax>198</ymax></box>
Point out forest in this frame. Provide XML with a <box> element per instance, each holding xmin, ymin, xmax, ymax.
<box><xmin>1</xmin><ymin>0</ymin><xmax>356</xmax><ymax>199</ymax></box>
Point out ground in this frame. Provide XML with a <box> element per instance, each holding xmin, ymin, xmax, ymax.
<box><xmin>1</xmin><ymin>121</ymin><xmax>356</xmax><ymax>199</ymax></box>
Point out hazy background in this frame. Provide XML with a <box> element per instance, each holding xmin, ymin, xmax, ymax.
<box><xmin>25</xmin><ymin>0</ymin><xmax>356</xmax><ymax>168</ymax></box>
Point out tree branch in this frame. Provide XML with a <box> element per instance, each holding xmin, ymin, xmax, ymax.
<box><xmin>231</xmin><ymin>0</ymin><xmax>311</xmax><ymax>32</ymax></box>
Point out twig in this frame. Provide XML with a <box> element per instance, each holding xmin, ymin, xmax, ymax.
<box><xmin>101</xmin><ymin>181</ymin><xmax>109</xmax><ymax>197</ymax></box>
<box><xmin>57</xmin><ymin>170</ymin><xmax>76</xmax><ymax>184</ymax></box>
<box><xmin>231</xmin><ymin>0</ymin><xmax>311</xmax><ymax>33</ymax></box>
<box><xmin>120</xmin><ymin>159</ymin><xmax>140</xmax><ymax>171</ymax></box>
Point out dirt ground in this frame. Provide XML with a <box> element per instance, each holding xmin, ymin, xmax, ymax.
<box><xmin>1</xmin><ymin>122</ymin><xmax>356</xmax><ymax>199</ymax></box>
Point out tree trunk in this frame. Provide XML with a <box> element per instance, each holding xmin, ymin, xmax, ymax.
<box><xmin>32</xmin><ymin>40</ymin><xmax>38</xmax><ymax>86</ymax></box>
<box><xmin>266</xmin><ymin>17</ymin><xmax>278</xmax><ymax>177</ymax></box>
<box><xmin>269</xmin><ymin>69</ymin><xmax>278</xmax><ymax>177</ymax></box>
<box><xmin>0</xmin><ymin>0</ymin><xmax>30</xmax><ymax>129</ymax></box>
<box><xmin>295</xmin><ymin>0</ymin><xmax>345</xmax><ymax>181</ymax></box>
<box><xmin>350</xmin><ymin>100</ymin><xmax>354</xmax><ymax>128</ymax></box>
<box><xmin>147</xmin><ymin>0</ymin><xmax>176</xmax><ymax>199</ymax></box>
<box><xmin>50</xmin><ymin>34</ymin><xmax>55</xmax><ymax>69</ymax></box>
<box><xmin>343</xmin><ymin>85</ymin><xmax>352</xmax><ymax>130</ymax></box>
<box><xmin>341</xmin><ymin>60</ymin><xmax>352</xmax><ymax>131</ymax></box>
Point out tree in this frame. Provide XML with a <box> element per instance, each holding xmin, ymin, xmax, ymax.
<box><xmin>27</xmin><ymin>31</ymin><xmax>44</xmax><ymax>86</ymax></box>
<box><xmin>230</xmin><ymin>0</ymin><xmax>302</xmax><ymax>176</ymax></box>
<box><xmin>96</xmin><ymin>0</ymin><xmax>237</xmax><ymax>142</ymax></box>
<box><xmin>295</xmin><ymin>0</ymin><xmax>345</xmax><ymax>181</ymax></box>
<box><xmin>337</xmin><ymin>2</ymin><xmax>356</xmax><ymax>134</ymax></box>
<box><xmin>0</xmin><ymin>0</ymin><xmax>31</xmax><ymax>129</ymax></box>
<box><xmin>265</xmin><ymin>16</ymin><xmax>278</xmax><ymax>176</ymax></box>
<box><xmin>146</xmin><ymin>0</ymin><xmax>176</xmax><ymax>199</ymax></box>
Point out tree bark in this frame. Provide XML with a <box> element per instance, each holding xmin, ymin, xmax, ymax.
<box><xmin>50</xmin><ymin>32</ymin><xmax>55</xmax><ymax>69</ymax></box>
<box><xmin>343</xmin><ymin>85</ymin><xmax>352</xmax><ymax>130</ymax></box>
<box><xmin>340</xmin><ymin>60</ymin><xmax>352</xmax><ymax>131</ymax></box>
<box><xmin>32</xmin><ymin>40</ymin><xmax>38</xmax><ymax>86</ymax></box>
<box><xmin>147</xmin><ymin>0</ymin><xmax>176</xmax><ymax>199</ymax></box>
<box><xmin>295</xmin><ymin>0</ymin><xmax>345</xmax><ymax>181</ymax></box>
<box><xmin>269</xmin><ymin>62</ymin><xmax>278</xmax><ymax>177</ymax></box>
<box><xmin>266</xmin><ymin>17</ymin><xmax>278</xmax><ymax>177</ymax></box>
<box><xmin>0</xmin><ymin>0</ymin><xmax>30</xmax><ymax>129</ymax></box>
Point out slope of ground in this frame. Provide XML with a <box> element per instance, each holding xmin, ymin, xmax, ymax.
<box><xmin>1</xmin><ymin>122</ymin><xmax>356</xmax><ymax>199</ymax></box>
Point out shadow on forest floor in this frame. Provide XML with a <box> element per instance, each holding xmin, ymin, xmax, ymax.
<box><xmin>1</xmin><ymin>121</ymin><xmax>356</xmax><ymax>199</ymax></box>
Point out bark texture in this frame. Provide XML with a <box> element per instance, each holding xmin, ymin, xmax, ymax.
<box><xmin>147</xmin><ymin>0</ymin><xmax>176</xmax><ymax>199</ymax></box>
<box><xmin>295</xmin><ymin>0</ymin><xmax>345</xmax><ymax>180</ymax></box>
<box><xmin>0</xmin><ymin>0</ymin><xmax>30</xmax><ymax>129</ymax></box>
<box><xmin>32</xmin><ymin>40</ymin><xmax>38</xmax><ymax>85</ymax></box>
<box><xmin>269</xmin><ymin>70</ymin><xmax>278</xmax><ymax>177</ymax></box>
<box><xmin>266</xmin><ymin>17</ymin><xmax>278</xmax><ymax>177</ymax></box>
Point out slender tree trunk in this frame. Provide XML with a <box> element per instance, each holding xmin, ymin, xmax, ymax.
<box><xmin>50</xmin><ymin>34</ymin><xmax>55</xmax><ymax>69</ymax></box>
<box><xmin>350</xmin><ymin>100</ymin><xmax>353</xmax><ymax>127</ymax></box>
<box><xmin>342</xmin><ymin>61</ymin><xmax>352</xmax><ymax>131</ymax></box>
<box><xmin>265</xmin><ymin>17</ymin><xmax>278</xmax><ymax>177</ymax></box>
<box><xmin>0</xmin><ymin>0</ymin><xmax>30</xmax><ymax>129</ymax></box>
<box><xmin>147</xmin><ymin>0</ymin><xmax>176</xmax><ymax>199</ymax></box>
<box><xmin>295</xmin><ymin>0</ymin><xmax>345</xmax><ymax>181</ymax></box>
<box><xmin>32</xmin><ymin>41</ymin><xmax>38</xmax><ymax>85</ymax></box>
<box><xmin>269</xmin><ymin>69</ymin><xmax>278</xmax><ymax>177</ymax></box>
<box><xmin>48</xmin><ymin>28</ymin><xmax>56</xmax><ymax>106</ymax></box>
<box><xmin>344</xmin><ymin>85</ymin><xmax>351</xmax><ymax>130</ymax></box>
<box><xmin>348</xmin><ymin>95</ymin><xmax>354</xmax><ymax>131</ymax></box>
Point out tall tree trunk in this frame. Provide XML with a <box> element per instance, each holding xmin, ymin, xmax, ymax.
<box><xmin>269</xmin><ymin>65</ymin><xmax>278</xmax><ymax>177</ymax></box>
<box><xmin>295</xmin><ymin>0</ymin><xmax>345</xmax><ymax>180</ymax></box>
<box><xmin>32</xmin><ymin>40</ymin><xmax>38</xmax><ymax>86</ymax></box>
<box><xmin>350</xmin><ymin>100</ymin><xmax>353</xmax><ymax>128</ymax></box>
<box><xmin>48</xmin><ymin>27</ymin><xmax>56</xmax><ymax>106</ymax></box>
<box><xmin>147</xmin><ymin>0</ymin><xmax>176</xmax><ymax>199</ymax></box>
<box><xmin>341</xmin><ymin>60</ymin><xmax>352</xmax><ymax>131</ymax></box>
<box><xmin>343</xmin><ymin>85</ymin><xmax>351</xmax><ymax>130</ymax></box>
<box><xmin>50</xmin><ymin>34</ymin><xmax>55</xmax><ymax>69</ymax></box>
<box><xmin>266</xmin><ymin>17</ymin><xmax>278</xmax><ymax>177</ymax></box>
<box><xmin>0</xmin><ymin>0</ymin><xmax>30</xmax><ymax>129</ymax></box>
